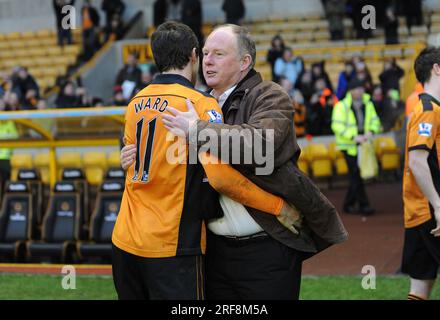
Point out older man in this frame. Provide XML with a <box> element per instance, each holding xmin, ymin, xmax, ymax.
<box><xmin>123</xmin><ymin>24</ymin><xmax>347</xmax><ymax>300</ymax></box>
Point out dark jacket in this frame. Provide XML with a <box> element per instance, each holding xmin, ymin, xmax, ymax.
<box><xmin>81</xmin><ymin>5</ymin><xmax>100</xmax><ymax>29</ymax></box>
<box><xmin>115</xmin><ymin>65</ymin><xmax>142</xmax><ymax>86</ymax></box>
<box><xmin>53</xmin><ymin>0</ymin><xmax>76</xmax><ymax>29</ymax></box>
<box><xmin>222</xmin><ymin>0</ymin><xmax>245</xmax><ymax>24</ymax></box>
<box><xmin>194</xmin><ymin>70</ymin><xmax>348</xmax><ymax>256</ymax></box>
<box><xmin>101</xmin><ymin>0</ymin><xmax>125</xmax><ymax>26</ymax></box>
<box><xmin>153</xmin><ymin>0</ymin><xmax>167</xmax><ymax>27</ymax></box>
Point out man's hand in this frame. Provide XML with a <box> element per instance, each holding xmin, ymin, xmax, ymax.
<box><xmin>120</xmin><ymin>144</ymin><xmax>136</xmax><ymax>171</ymax></box>
<box><xmin>431</xmin><ymin>207</ymin><xmax>440</xmax><ymax>237</ymax></box>
<box><xmin>277</xmin><ymin>201</ymin><xmax>303</xmax><ymax>235</ymax></box>
<box><xmin>162</xmin><ymin>99</ymin><xmax>199</xmax><ymax>138</ymax></box>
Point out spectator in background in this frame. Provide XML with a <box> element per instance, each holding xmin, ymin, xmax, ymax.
<box><xmin>403</xmin><ymin>0</ymin><xmax>423</xmax><ymax>36</ymax></box>
<box><xmin>379</xmin><ymin>58</ymin><xmax>404</xmax><ymax>96</ymax></box>
<box><xmin>53</xmin><ymin>0</ymin><xmax>75</xmax><ymax>46</ymax></box>
<box><xmin>296</xmin><ymin>69</ymin><xmax>314</xmax><ymax>102</ymax></box>
<box><xmin>101</xmin><ymin>0</ymin><xmax>125</xmax><ymax>31</ymax></box>
<box><xmin>384</xmin><ymin>5</ymin><xmax>399</xmax><ymax>45</ymax></box>
<box><xmin>353</xmin><ymin>58</ymin><xmax>373</xmax><ymax>94</ymax></box>
<box><xmin>311</xmin><ymin>61</ymin><xmax>333</xmax><ymax>93</ymax></box>
<box><xmin>274</xmin><ymin>47</ymin><xmax>304</xmax><ymax>88</ymax></box>
<box><xmin>181</xmin><ymin>0</ymin><xmax>203</xmax><ymax>45</ymax></box>
<box><xmin>280</xmin><ymin>76</ymin><xmax>307</xmax><ymax>138</ymax></box>
<box><xmin>22</xmin><ymin>89</ymin><xmax>39</xmax><ymax>110</ymax></box>
<box><xmin>377</xmin><ymin>88</ymin><xmax>404</xmax><ymax>132</ymax></box>
<box><xmin>12</xmin><ymin>67</ymin><xmax>40</xmax><ymax>105</ymax></box>
<box><xmin>308</xmin><ymin>78</ymin><xmax>338</xmax><ymax>136</ymax></box>
<box><xmin>55</xmin><ymin>81</ymin><xmax>79</xmax><ymax>108</ymax></box>
<box><xmin>324</xmin><ymin>0</ymin><xmax>345</xmax><ymax>41</ymax></box>
<box><xmin>222</xmin><ymin>0</ymin><xmax>245</xmax><ymax>25</ymax></box>
<box><xmin>350</xmin><ymin>0</ymin><xmax>372</xmax><ymax>40</ymax></box>
<box><xmin>166</xmin><ymin>0</ymin><xmax>181</xmax><ymax>21</ymax></box>
<box><xmin>336</xmin><ymin>61</ymin><xmax>356</xmax><ymax>99</ymax></box>
<box><xmin>81</xmin><ymin>0</ymin><xmax>101</xmax><ymax>61</ymax></box>
<box><xmin>4</xmin><ymin>92</ymin><xmax>21</xmax><ymax>111</ymax></box>
<box><xmin>115</xmin><ymin>54</ymin><xmax>142</xmax><ymax>101</ymax></box>
<box><xmin>36</xmin><ymin>99</ymin><xmax>48</xmax><ymax>110</ymax></box>
<box><xmin>331</xmin><ymin>78</ymin><xmax>381</xmax><ymax>215</ymax></box>
<box><xmin>104</xmin><ymin>14</ymin><xmax>125</xmax><ymax>42</ymax></box>
<box><xmin>112</xmin><ymin>86</ymin><xmax>127</xmax><ymax>106</ymax></box>
<box><xmin>0</xmin><ymin>98</ymin><xmax>18</xmax><ymax>190</ymax></box>
<box><xmin>266</xmin><ymin>35</ymin><xmax>285</xmax><ymax>83</ymax></box>
<box><xmin>153</xmin><ymin>0</ymin><xmax>168</xmax><ymax>28</ymax></box>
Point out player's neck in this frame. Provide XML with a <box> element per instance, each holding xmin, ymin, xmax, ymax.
<box><xmin>162</xmin><ymin>67</ymin><xmax>192</xmax><ymax>83</ymax></box>
<box><xmin>424</xmin><ymin>81</ymin><xmax>440</xmax><ymax>102</ymax></box>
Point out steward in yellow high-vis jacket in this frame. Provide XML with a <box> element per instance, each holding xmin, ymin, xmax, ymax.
<box><xmin>331</xmin><ymin>78</ymin><xmax>381</xmax><ymax>215</ymax></box>
<box><xmin>0</xmin><ymin>119</ymin><xmax>18</xmax><ymax>185</ymax></box>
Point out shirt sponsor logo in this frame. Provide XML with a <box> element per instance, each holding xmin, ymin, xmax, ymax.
<box><xmin>207</xmin><ymin>110</ymin><xmax>223</xmax><ymax>123</ymax></box>
<box><xmin>418</xmin><ymin>122</ymin><xmax>433</xmax><ymax>137</ymax></box>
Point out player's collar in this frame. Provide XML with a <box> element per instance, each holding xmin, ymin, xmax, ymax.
<box><xmin>419</xmin><ymin>93</ymin><xmax>440</xmax><ymax>107</ymax></box>
<box><xmin>152</xmin><ymin>74</ymin><xmax>194</xmax><ymax>89</ymax></box>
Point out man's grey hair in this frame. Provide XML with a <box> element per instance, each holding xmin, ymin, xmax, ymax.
<box><xmin>214</xmin><ymin>24</ymin><xmax>256</xmax><ymax>70</ymax></box>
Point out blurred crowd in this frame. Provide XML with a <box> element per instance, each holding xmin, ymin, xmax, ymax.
<box><xmin>267</xmin><ymin>34</ymin><xmax>406</xmax><ymax>137</ymax></box>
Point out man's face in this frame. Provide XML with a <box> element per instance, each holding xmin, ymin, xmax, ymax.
<box><xmin>202</xmin><ymin>28</ymin><xmax>244</xmax><ymax>94</ymax></box>
<box><xmin>351</xmin><ymin>87</ymin><xmax>364</xmax><ymax>100</ymax></box>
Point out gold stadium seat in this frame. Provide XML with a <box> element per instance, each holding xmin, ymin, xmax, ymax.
<box><xmin>27</xmin><ymin>47</ymin><xmax>47</xmax><ymax>57</ymax></box>
<box><xmin>34</xmin><ymin>57</ymin><xmax>53</xmax><ymax>67</ymax></box>
<box><xmin>11</xmin><ymin>153</ymin><xmax>34</xmax><ymax>181</ymax></box>
<box><xmin>63</xmin><ymin>45</ymin><xmax>81</xmax><ymax>56</ymax></box>
<box><xmin>57</xmin><ymin>152</ymin><xmax>82</xmax><ymax>180</ymax></box>
<box><xmin>107</xmin><ymin>150</ymin><xmax>121</xmax><ymax>168</ymax></box>
<box><xmin>297</xmin><ymin>149</ymin><xmax>309</xmax><ymax>175</ymax></box>
<box><xmin>0</xmin><ymin>41</ymin><xmax>10</xmax><ymax>50</ymax></box>
<box><xmin>8</xmin><ymin>40</ymin><xmax>27</xmax><ymax>49</ymax></box>
<box><xmin>24</xmin><ymin>39</ymin><xmax>42</xmax><ymax>48</ymax></box>
<box><xmin>305</xmin><ymin>144</ymin><xmax>333</xmax><ymax>178</ymax></box>
<box><xmin>328</xmin><ymin>142</ymin><xmax>348</xmax><ymax>176</ymax></box>
<box><xmin>5</xmin><ymin>32</ymin><xmax>21</xmax><ymax>40</ymax></box>
<box><xmin>35</xmin><ymin>29</ymin><xmax>53</xmax><ymax>38</ymax></box>
<box><xmin>21</xmin><ymin>31</ymin><xmax>35</xmax><ymax>39</ymax></box>
<box><xmin>34</xmin><ymin>152</ymin><xmax>50</xmax><ymax>185</ymax></box>
<box><xmin>374</xmin><ymin>137</ymin><xmax>401</xmax><ymax>171</ymax></box>
<box><xmin>39</xmin><ymin>38</ymin><xmax>58</xmax><ymax>46</ymax></box>
<box><xmin>46</xmin><ymin>46</ymin><xmax>63</xmax><ymax>56</ymax></box>
<box><xmin>83</xmin><ymin>152</ymin><xmax>108</xmax><ymax>186</ymax></box>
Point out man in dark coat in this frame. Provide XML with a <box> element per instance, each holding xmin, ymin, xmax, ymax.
<box><xmin>222</xmin><ymin>0</ymin><xmax>245</xmax><ymax>25</ymax></box>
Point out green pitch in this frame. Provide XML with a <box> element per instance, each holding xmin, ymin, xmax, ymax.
<box><xmin>0</xmin><ymin>274</ymin><xmax>439</xmax><ymax>300</ymax></box>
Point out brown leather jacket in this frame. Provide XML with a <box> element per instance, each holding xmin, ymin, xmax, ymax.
<box><xmin>194</xmin><ymin>69</ymin><xmax>348</xmax><ymax>257</ymax></box>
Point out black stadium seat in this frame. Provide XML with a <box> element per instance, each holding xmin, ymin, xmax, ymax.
<box><xmin>26</xmin><ymin>181</ymin><xmax>84</xmax><ymax>263</ymax></box>
<box><xmin>0</xmin><ymin>181</ymin><xmax>34</xmax><ymax>262</ymax></box>
<box><xmin>17</xmin><ymin>169</ymin><xmax>44</xmax><ymax>231</ymax></box>
<box><xmin>61</xmin><ymin>168</ymin><xmax>90</xmax><ymax>235</ymax></box>
<box><xmin>77</xmin><ymin>180</ymin><xmax>124</xmax><ymax>262</ymax></box>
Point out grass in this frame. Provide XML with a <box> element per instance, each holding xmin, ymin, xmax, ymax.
<box><xmin>0</xmin><ymin>273</ymin><xmax>117</xmax><ymax>300</ymax></box>
<box><xmin>0</xmin><ymin>274</ymin><xmax>439</xmax><ymax>300</ymax></box>
<box><xmin>300</xmin><ymin>275</ymin><xmax>440</xmax><ymax>300</ymax></box>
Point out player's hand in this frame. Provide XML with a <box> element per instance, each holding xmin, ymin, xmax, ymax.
<box><xmin>430</xmin><ymin>208</ymin><xmax>440</xmax><ymax>237</ymax></box>
<box><xmin>162</xmin><ymin>99</ymin><xmax>199</xmax><ymax>138</ymax></box>
<box><xmin>276</xmin><ymin>201</ymin><xmax>302</xmax><ymax>235</ymax></box>
<box><xmin>120</xmin><ymin>144</ymin><xmax>136</xmax><ymax>171</ymax></box>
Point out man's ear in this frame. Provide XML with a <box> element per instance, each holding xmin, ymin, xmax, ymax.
<box><xmin>241</xmin><ymin>54</ymin><xmax>252</xmax><ymax>71</ymax></box>
<box><xmin>433</xmin><ymin>63</ymin><xmax>440</xmax><ymax>76</ymax></box>
<box><xmin>191</xmin><ymin>48</ymin><xmax>198</xmax><ymax>63</ymax></box>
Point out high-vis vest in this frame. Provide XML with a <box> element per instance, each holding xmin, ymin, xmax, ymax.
<box><xmin>0</xmin><ymin>120</ymin><xmax>18</xmax><ymax>160</ymax></box>
<box><xmin>331</xmin><ymin>93</ymin><xmax>381</xmax><ymax>156</ymax></box>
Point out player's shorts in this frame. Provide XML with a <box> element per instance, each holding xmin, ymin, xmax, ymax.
<box><xmin>401</xmin><ymin>217</ymin><xmax>440</xmax><ymax>280</ymax></box>
<box><xmin>112</xmin><ymin>244</ymin><xmax>205</xmax><ymax>300</ymax></box>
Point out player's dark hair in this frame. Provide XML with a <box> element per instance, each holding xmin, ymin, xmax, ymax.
<box><xmin>151</xmin><ymin>21</ymin><xmax>199</xmax><ymax>72</ymax></box>
<box><xmin>414</xmin><ymin>47</ymin><xmax>440</xmax><ymax>84</ymax></box>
